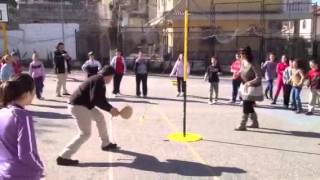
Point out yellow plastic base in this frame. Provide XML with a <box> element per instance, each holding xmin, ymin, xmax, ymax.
<box><xmin>171</xmin><ymin>80</ymin><xmax>177</xmax><ymax>86</ymax></box>
<box><xmin>167</xmin><ymin>132</ymin><xmax>203</xmax><ymax>142</ymax></box>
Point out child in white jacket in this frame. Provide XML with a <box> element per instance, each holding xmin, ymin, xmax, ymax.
<box><xmin>170</xmin><ymin>53</ymin><xmax>190</xmax><ymax>97</ymax></box>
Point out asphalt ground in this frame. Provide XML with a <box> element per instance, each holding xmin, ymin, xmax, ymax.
<box><xmin>29</xmin><ymin>71</ymin><xmax>320</xmax><ymax>180</ymax></box>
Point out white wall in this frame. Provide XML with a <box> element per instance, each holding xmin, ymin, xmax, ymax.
<box><xmin>0</xmin><ymin>23</ymin><xmax>79</xmax><ymax>60</ymax></box>
<box><xmin>299</xmin><ymin>19</ymin><xmax>312</xmax><ymax>39</ymax></box>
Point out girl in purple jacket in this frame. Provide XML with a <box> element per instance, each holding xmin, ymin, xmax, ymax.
<box><xmin>170</xmin><ymin>53</ymin><xmax>190</xmax><ymax>97</ymax></box>
<box><xmin>0</xmin><ymin>74</ymin><xmax>44</xmax><ymax>180</ymax></box>
<box><xmin>29</xmin><ymin>52</ymin><xmax>46</xmax><ymax>100</ymax></box>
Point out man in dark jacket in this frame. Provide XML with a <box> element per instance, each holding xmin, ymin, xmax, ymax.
<box><xmin>57</xmin><ymin>66</ymin><xmax>120</xmax><ymax>166</ymax></box>
<box><xmin>54</xmin><ymin>42</ymin><xmax>71</xmax><ymax>97</ymax></box>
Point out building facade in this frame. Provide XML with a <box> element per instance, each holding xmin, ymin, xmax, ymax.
<box><xmin>148</xmin><ymin>0</ymin><xmax>315</xmax><ymax>67</ymax></box>
<box><xmin>8</xmin><ymin>0</ymin><xmax>113</xmax><ymax>65</ymax></box>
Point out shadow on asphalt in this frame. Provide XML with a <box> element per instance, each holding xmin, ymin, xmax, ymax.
<box><xmin>44</xmin><ymin>99</ymin><xmax>68</xmax><ymax>104</ymax></box>
<box><xmin>77</xmin><ymin>149</ymin><xmax>246</xmax><ymax>177</ymax></box>
<box><xmin>31</xmin><ymin>111</ymin><xmax>72</xmax><ymax>119</ymax></box>
<box><xmin>66</xmin><ymin>77</ymin><xmax>84</xmax><ymax>83</ymax></box>
<box><xmin>213</xmin><ymin>101</ymin><xmax>320</xmax><ymax>116</ymax></box>
<box><xmin>31</xmin><ymin>104</ymin><xmax>68</xmax><ymax>109</ymax></box>
<box><xmin>34</xmin><ymin>128</ymin><xmax>55</xmax><ymax>135</ymax></box>
<box><xmin>120</xmin><ymin>95</ymin><xmax>207</xmax><ymax>104</ymax></box>
<box><xmin>188</xmin><ymin>95</ymin><xmax>230</xmax><ymax>102</ymax></box>
<box><xmin>203</xmin><ymin>139</ymin><xmax>320</xmax><ymax>156</ymax></box>
<box><xmin>110</xmin><ymin>98</ymin><xmax>158</xmax><ymax>105</ymax></box>
<box><xmin>248</xmin><ymin>128</ymin><xmax>320</xmax><ymax>140</ymax></box>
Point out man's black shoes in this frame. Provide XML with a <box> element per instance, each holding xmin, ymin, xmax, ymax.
<box><xmin>102</xmin><ymin>143</ymin><xmax>119</xmax><ymax>151</ymax></box>
<box><xmin>56</xmin><ymin>156</ymin><xmax>79</xmax><ymax>166</ymax></box>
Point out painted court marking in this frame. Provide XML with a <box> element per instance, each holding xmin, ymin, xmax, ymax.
<box><xmin>152</xmin><ymin>107</ymin><xmax>219</xmax><ymax>179</ymax></box>
<box><xmin>107</xmin><ymin>105</ymin><xmax>219</xmax><ymax>179</ymax></box>
<box><xmin>108</xmin><ymin>117</ymin><xmax>114</xmax><ymax>180</ymax></box>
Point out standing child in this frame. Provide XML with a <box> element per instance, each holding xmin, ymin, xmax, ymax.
<box><xmin>111</xmin><ymin>50</ymin><xmax>126</xmax><ymax>96</ymax></box>
<box><xmin>204</xmin><ymin>56</ymin><xmax>221</xmax><ymax>104</ymax></box>
<box><xmin>11</xmin><ymin>51</ymin><xmax>23</xmax><ymax>75</ymax></box>
<box><xmin>134</xmin><ymin>51</ymin><xmax>149</xmax><ymax>97</ymax></box>
<box><xmin>283</xmin><ymin>58</ymin><xmax>294</xmax><ymax>108</ymax></box>
<box><xmin>262</xmin><ymin>52</ymin><xmax>277</xmax><ymax>100</ymax></box>
<box><xmin>1</xmin><ymin>55</ymin><xmax>15</xmax><ymax>82</ymax></box>
<box><xmin>29</xmin><ymin>52</ymin><xmax>46</xmax><ymax>100</ymax></box>
<box><xmin>272</xmin><ymin>55</ymin><xmax>289</xmax><ymax>104</ymax></box>
<box><xmin>229</xmin><ymin>53</ymin><xmax>242</xmax><ymax>103</ymax></box>
<box><xmin>82</xmin><ymin>51</ymin><xmax>102</xmax><ymax>78</ymax></box>
<box><xmin>290</xmin><ymin>59</ymin><xmax>305</xmax><ymax>113</ymax></box>
<box><xmin>306</xmin><ymin>60</ymin><xmax>320</xmax><ymax>115</ymax></box>
<box><xmin>0</xmin><ymin>74</ymin><xmax>44</xmax><ymax>179</ymax></box>
<box><xmin>170</xmin><ymin>53</ymin><xmax>190</xmax><ymax>97</ymax></box>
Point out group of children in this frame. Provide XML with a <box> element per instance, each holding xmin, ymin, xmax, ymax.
<box><xmin>0</xmin><ymin>52</ymin><xmax>46</xmax><ymax>101</ymax></box>
<box><xmin>194</xmin><ymin>52</ymin><xmax>320</xmax><ymax>115</ymax></box>
<box><xmin>261</xmin><ymin>53</ymin><xmax>320</xmax><ymax>115</ymax></box>
<box><xmin>0</xmin><ymin>48</ymin><xmax>319</xmax><ymax>179</ymax></box>
<box><xmin>0</xmin><ymin>52</ymin><xmax>22</xmax><ymax>82</ymax></box>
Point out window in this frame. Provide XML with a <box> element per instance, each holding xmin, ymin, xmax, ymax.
<box><xmin>302</xmin><ymin>20</ymin><xmax>306</xmax><ymax>29</ymax></box>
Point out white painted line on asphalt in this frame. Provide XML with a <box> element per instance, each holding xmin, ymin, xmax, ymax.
<box><xmin>108</xmin><ymin>117</ymin><xmax>114</xmax><ymax>180</ymax></box>
<box><xmin>108</xmin><ymin>152</ymin><xmax>114</xmax><ymax>180</ymax></box>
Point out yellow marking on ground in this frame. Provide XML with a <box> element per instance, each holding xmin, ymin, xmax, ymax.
<box><xmin>153</xmin><ymin>107</ymin><xmax>219</xmax><ymax>179</ymax></box>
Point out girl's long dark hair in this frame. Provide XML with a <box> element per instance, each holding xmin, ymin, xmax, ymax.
<box><xmin>240</xmin><ymin>46</ymin><xmax>253</xmax><ymax>63</ymax></box>
<box><xmin>0</xmin><ymin>74</ymin><xmax>35</xmax><ymax>106</ymax></box>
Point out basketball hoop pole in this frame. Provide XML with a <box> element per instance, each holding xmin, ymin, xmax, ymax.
<box><xmin>1</xmin><ymin>22</ymin><xmax>8</xmax><ymax>54</ymax></box>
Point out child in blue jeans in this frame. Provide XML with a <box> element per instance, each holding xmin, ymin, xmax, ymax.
<box><xmin>290</xmin><ymin>59</ymin><xmax>305</xmax><ymax>113</ymax></box>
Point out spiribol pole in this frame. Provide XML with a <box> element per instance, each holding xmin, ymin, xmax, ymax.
<box><xmin>182</xmin><ymin>0</ymin><xmax>189</xmax><ymax>137</ymax></box>
<box><xmin>167</xmin><ymin>0</ymin><xmax>202</xmax><ymax>142</ymax></box>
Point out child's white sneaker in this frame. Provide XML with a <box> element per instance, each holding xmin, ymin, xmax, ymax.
<box><xmin>208</xmin><ymin>101</ymin><xmax>213</xmax><ymax>105</ymax></box>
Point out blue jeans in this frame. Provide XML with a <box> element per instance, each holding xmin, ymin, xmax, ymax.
<box><xmin>291</xmin><ymin>87</ymin><xmax>302</xmax><ymax>110</ymax></box>
<box><xmin>34</xmin><ymin>76</ymin><xmax>44</xmax><ymax>99</ymax></box>
<box><xmin>265</xmin><ymin>79</ymin><xmax>274</xmax><ymax>99</ymax></box>
<box><xmin>232</xmin><ymin>79</ymin><xmax>242</xmax><ymax>102</ymax></box>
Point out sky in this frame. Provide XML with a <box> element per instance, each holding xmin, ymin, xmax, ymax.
<box><xmin>313</xmin><ymin>0</ymin><xmax>320</xmax><ymax>4</ymax></box>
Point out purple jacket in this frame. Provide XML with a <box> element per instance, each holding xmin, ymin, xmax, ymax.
<box><xmin>170</xmin><ymin>60</ymin><xmax>190</xmax><ymax>78</ymax></box>
<box><xmin>29</xmin><ymin>61</ymin><xmax>45</xmax><ymax>79</ymax></box>
<box><xmin>0</xmin><ymin>105</ymin><xmax>44</xmax><ymax>179</ymax></box>
<box><xmin>262</xmin><ymin>61</ymin><xmax>277</xmax><ymax>80</ymax></box>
